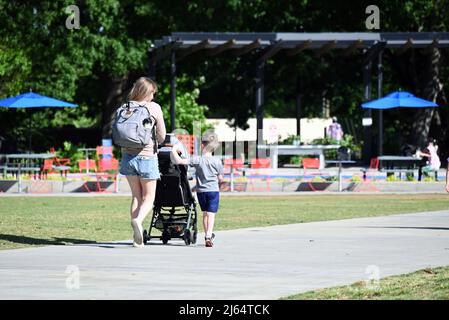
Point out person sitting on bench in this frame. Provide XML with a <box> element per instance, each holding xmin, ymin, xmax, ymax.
<box><xmin>416</xmin><ymin>137</ymin><xmax>441</xmax><ymax>181</ymax></box>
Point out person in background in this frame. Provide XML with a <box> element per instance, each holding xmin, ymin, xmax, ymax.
<box><xmin>416</xmin><ymin>137</ymin><xmax>441</xmax><ymax>181</ymax></box>
<box><xmin>327</xmin><ymin>116</ymin><xmax>343</xmax><ymax>143</ymax></box>
<box><xmin>171</xmin><ymin>131</ymin><xmax>224</xmax><ymax>247</ymax></box>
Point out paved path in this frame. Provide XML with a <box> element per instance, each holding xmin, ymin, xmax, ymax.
<box><xmin>1</xmin><ymin>210</ymin><xmax>449</xmax><ymax>299</ymax></box>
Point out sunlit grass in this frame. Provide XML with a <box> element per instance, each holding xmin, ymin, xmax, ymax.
<box><xmin>1</xmin><ymin>194</ymin><xmax>449</xmax><ymax>250</ymax></box>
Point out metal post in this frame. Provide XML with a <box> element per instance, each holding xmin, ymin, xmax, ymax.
<box><xmin>362</xmin><ymin>59</ymin><xmax>372</xmax><ymax>165</ymax></box>
<box><xmin>148</xmin><ymin>49</ymin><xmax>157</xmax><ymax>80</ymax></box>
<box><xmin>170</xmin><ymin>49</ymin><xmax>176</xmax><ymax>132</ymax></box>
<box><xmin>230</xmin><ymin>164</ymin><xmax>234</xmax><ymax>192</ymax></box>
<box><xmin>377</xmin><ymin>51</ymin><xmax>383</xmax><ymax>156</ymax></box>
<box><xmin>255</xmin><ymin>61</ymin><xmax>264</xmax><ymax>157</ymax></box>
<box><xmin>18</xmin><ymin>164</ymin><xmax>22</xmax><ymax>193</ymax></box>
<box><xmin>296</xmin><ymin>76</ymin><xmax>302</xmax><ymax>137</ymax></box>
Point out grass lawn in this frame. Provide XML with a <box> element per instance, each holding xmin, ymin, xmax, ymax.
<box><xmin>282</xmin><ymin>265</ymin><xmax>449</xmax><ymax>300</ymax></box>
<box><xmin>0</xmin><ymin>194</ymin><xmax>449</xmax><ymax>250</ymax></box>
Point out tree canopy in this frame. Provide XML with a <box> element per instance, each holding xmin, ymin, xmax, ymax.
<box><xmin>0</xmin><ymin>0</ymin><xmax>447</xmax><ymax>160</ymax></box>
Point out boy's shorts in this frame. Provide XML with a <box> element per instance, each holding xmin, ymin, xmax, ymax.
<box><xmin>197</xmin><ymin>192</ymin><xmax>220</xmax><ymax>213</ymax></box>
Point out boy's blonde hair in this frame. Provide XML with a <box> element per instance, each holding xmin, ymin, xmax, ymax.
<box><xmin>202</xmin><ymin>131</ymin><xmax>220</xmax><ymax>153</ymax></box>
<box><xmin>128</xmin><ymin>77</ymin><xmax>158</xmax><ymax>102</ymax></box>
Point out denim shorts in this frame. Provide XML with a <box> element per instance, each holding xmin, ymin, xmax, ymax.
<box><xmin>119</xmin><ymin>153</ymin><xmax>160</xmax><ymax>180</ymax></box>
<box><xmin>197</xmin><ymin>192</ymin><xmax>220</xmax><ymax>213</ymax></box>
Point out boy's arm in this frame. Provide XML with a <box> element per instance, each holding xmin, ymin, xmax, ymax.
<box><xmin>171</xmin><ymin>145</ymin><xmax>189</xmax><ymax>165</ymax></box>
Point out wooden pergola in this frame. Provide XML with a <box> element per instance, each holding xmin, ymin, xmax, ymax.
<box><xmin>149</xmin><ymin>32</ymin><xmax>449</xmax><ymax>162</ymax></box>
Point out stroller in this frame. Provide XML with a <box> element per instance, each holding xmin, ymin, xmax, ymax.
<box><xmin>143</xmin><ymin>134</ymin><xmax>198</xmax><ymax>245</ymax></box>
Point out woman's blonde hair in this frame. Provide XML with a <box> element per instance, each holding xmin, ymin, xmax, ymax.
<box><xmin>128</xmin><ymin>77</ymin><xmax>158</xmax><ymax>102</ymax></box>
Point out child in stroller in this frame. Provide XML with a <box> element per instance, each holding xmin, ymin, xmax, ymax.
<box><xmin>143</xmin><ymin>134</ymin><xmax>198</xmax><ymax>245</ymax></box>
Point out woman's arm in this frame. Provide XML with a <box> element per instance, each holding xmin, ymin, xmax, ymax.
<box><xmin>150</xmin><ymin>102</ymin><xmax>166</xmax><ymax>144</ymax></box>
<box><xmin>171</xmin><ymin>144</ymin><xmax>189</xmax><ymax>165</ymax></box>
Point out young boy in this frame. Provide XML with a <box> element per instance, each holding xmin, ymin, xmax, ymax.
<box><xmin>171</xmin><ymin>132</ymin><xmax>224</xmax><ymax>247</ymax></box>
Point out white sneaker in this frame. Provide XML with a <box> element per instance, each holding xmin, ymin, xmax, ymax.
<box><xmin>131</xmin><ymin>218</ymin><xmax>143</xmax><ymax>246</ymax></box>
<box><xmin>132</xmin><ymin>241</ymin><xmax>144</xmax><ymax>248</ymax></box>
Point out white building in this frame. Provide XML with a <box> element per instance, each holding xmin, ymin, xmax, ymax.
<box><xmin>205</xmin><ymin>118</ymin><xmax>333</xmax><ymax>144</ymax></box>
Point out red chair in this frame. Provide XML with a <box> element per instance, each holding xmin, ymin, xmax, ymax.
<box><xmin>78</xmin><ymin>159</ymin><xmax>97</xmax><ymax>173</ymax></box>
<box><xmin>41</xmin><ymin>159</ymin><xmax>54</xmax><ymax>179</ymax></box>
<box><xmin>250</xmin><ymin>158</ymin><xmax>271</xmax><ymax>168</ymax></box>
<box><xmin>302</xmin><ymin>157</ymin><xmax>330</xmax><ymax>192</ymax></box>
<box><xmin>96</xmin><ymin>146</ymin><xmax>113</xmax><ymax>157</ymax></box>
<box><xmin>223</xmin><ymin>158</ymin><xmax>244</xmax><ymax>175</ymax></box>
<box><xmin>176</xmin><ymin>134</ymin><xmax>196</xmax><ymax>155</ymax></box>
<box><xmin>43</xmin><ymin>158</ymin><xmax>70</xmax><ymax>178</ymax></box>
<box><xmin>98</xmin><ymin>158</ymin><xmax>119</xmax><ymax>172</ymax></box>
<box><xmin>357</xmin><ymin>157</ymin><xmax>379</xmax><ymax>192</ymax></box>
<box><xmin>248</xmin><ymin>158</ymin><xmax>272</xmax><ymax>191</ymax></box>
<box><xmin>49</xmin><ymin>147</ymin><xmax>70</xmax><ymax>166</ymax></box>
<box><xmin>83</xmin><ymin>158</ymin><xmax>119</xmax><ymax>193</ymax></box>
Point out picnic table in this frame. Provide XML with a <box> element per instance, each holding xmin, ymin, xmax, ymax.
<box><xmin>377</xmin><ymin>155</ymin><xmax>423</xmax><ymax>177</ymax></box>
<box><xmin>258</xmin><ymin>144</ymin><xmax>341</xmax><ymax>169</ymax></box>
<box><xmin>1</xmin><ymin>153</ymin><xmax>55</xmax><ymax>178</ymax></box>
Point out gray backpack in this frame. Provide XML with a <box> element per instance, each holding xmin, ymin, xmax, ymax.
<box><xmin>112</xmin><ymin>101</ymin><xmax>157</xmax><ymax>152</ymax></box>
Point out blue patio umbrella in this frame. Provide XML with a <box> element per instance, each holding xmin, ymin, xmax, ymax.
<box><xmin>0</xmin><ymin>92</ymin><xmax>78</xmax><ymax>151</ymax></box>
<box><xmin>362</xmin><ymin>91</ymin><xmax>438</xmax><ymax>109</ymax></box>
<box><xmin>361</xmin><ymin>91</ymin><xmax>438</xmax><ymax>156</ymax></box>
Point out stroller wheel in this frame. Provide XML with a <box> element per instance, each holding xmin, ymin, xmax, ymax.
<box><xmin>162</xmin><ymin>230</ymin><xmax>170</xmax><ymax>244</ymax></box>
<box><xmin>183</xmin><ymin>229</ymin><xmax>192</xmax><ymax>246</ymax></box>
<box><xmin>192</xmin><ymin>229</ymin><xmax>197</xmax><ymax>244</ymax></box>
<box><xmin>143</xmin><ymin>229</ymin><xmax>148</xmax><ymax>245</ymax></box>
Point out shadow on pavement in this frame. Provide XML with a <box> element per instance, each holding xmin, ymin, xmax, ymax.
<box><xmin>361</xmin><ymin>226</ymin><xmax>449</xmax><ymax>231</ymax></box>
<box><xmin>0</xmin><ymin>234</ymin><xmax>98</xmax><ymax>246</ymax></box>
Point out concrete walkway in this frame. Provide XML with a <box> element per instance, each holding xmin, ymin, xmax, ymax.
<box><xmin>1</xmin><ymin>210</ymin><xmax>449</xmax><ymax>300</ymax></box>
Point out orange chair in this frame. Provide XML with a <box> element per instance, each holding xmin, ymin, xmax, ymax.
<box><xmin>176</xmin><ymin>134</ymin><xmax>195</xmax><ymax>155</ymax></box>
<box><xmin>98</xmin><ymin>158</ymin><xmax>119</xmax><ymax>172</ymax></box>
<box><xmin>96</xmin><ymin>146</ymin><xmax>113</xmax><ymax>158</ymax></box>
<box><xmin>302</xmin><ymin>157</ymin><xmax>330</xmax><ymax>192</ymax></box>
<box><xmin>248</xmin><ymin>158</ymin><xmax>272</xmax><ymax>191</ymax></box>
<box><xmin>78</xmin><ymin>159</ymin><xmax>97</xmax><ymax>172</ymax></box>
<box><xmin>49</xmin><ymin>147</ymin><xmax>70</xmax><ymax>166</ymax></box>
<box><xmin>41</xmin><ymin>159</ymin><xmax>54</xmax><ymax>179</ymax></box>
<box><xmin>356</xmin><ymin>157</ymin><xmax>379</xmax><ymax>192</ymax></box>
<box><xmin>83</xmin><ymin>158</ymin><xmax>119</xmax><ymax>193</ymax></box>
<box><xmin>250</xmin><ymin>158</ymin><xmax>271</xmax><ymax>168</ymax></box>
<box><xmin>224</xmin><ymin>158</ymin><xmax>244</xmax><ymax>170</ymax></box>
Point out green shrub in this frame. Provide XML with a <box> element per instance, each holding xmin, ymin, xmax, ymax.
<box><xmin>351</xmin><ymin>175</ymin><xmax>362</xmax><ymax>182</ymax></box>
<box><xmin>385</xmin><ymin>174</ymin><xmax>400</xmax><ymax>182</ymax></box>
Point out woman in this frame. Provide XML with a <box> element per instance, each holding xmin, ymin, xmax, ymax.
<box><xmin>119</xmin><ymin>77</ymin><xmax>166</xmax><ymax>247</ymax></box>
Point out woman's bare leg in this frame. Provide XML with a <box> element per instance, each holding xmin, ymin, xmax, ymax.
<box><xmin>135</xmin><ymin>179</ymin><xmax>157</xmax><ymax>223</ymax></box>
<box><xmin>126</xmin><ymin>175</ymin><xmax>145</xmax><ymax>246</ymax></box>
<box><xmin>126</xmin><ymin>176</ymin><xmax>142</xmax><ymax>219</ymax></box>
